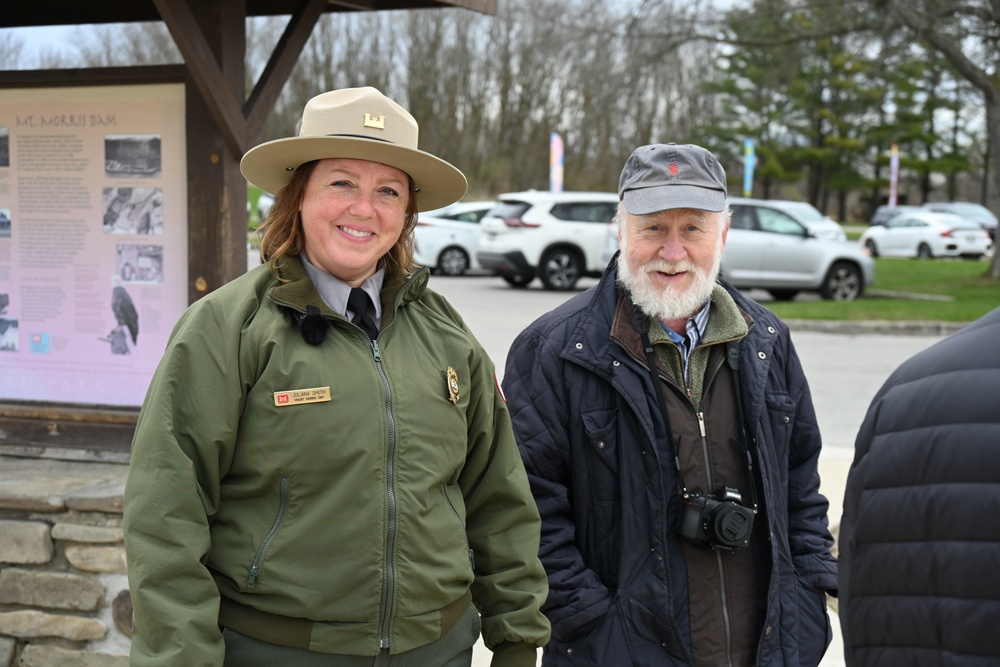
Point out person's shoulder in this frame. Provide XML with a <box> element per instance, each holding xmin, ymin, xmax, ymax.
<box><xmin>719</xmin><ymin>280</ymin><xmax>788</xmax><ymax>336</ymax></box>
<box><xmin>523</xmin><ymin>284</ymin><xmax>606</xmax><ymax>340</ymax></box>
<box><xmin>410</xmin><ymin>282</ymin><xmax>468</xmax><ymax>328</ymax></box>
<box><xmin>178</xmin><ymin>264</ymin><xmax>280</xmax><ymax>330</ymax></box>
<box><xmin>889</xmin><ymin>305</ymin><xmax>1000</xmax><ymax>386</ymax></box>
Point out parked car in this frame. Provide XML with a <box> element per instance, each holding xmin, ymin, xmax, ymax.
<box><xmin>921</xmin><ymin>201</ymin><xmax>997</xmax><ymax>240</ymax></box>
<box><xmin>257</xmin><ymin>191</ymin><xmax>275</xmax><ymax>221</ymax></box>
<box><xmin>859</xmin><ymin>210</ymin><xmax>993</xmax><ymax>259</ymax></box>
<box><xmin>869</xmin><ymin>204</ymin><xmax>920</xmax><ymax>226</ymax></box>
<box><xmin>730</xmin><ymin>197</ymin><xmax>847</xmax><ymax>241</ymax></box>
<box><xmin>477</xmin><ymin>191</ymin><xmax>619</xmax><ymax>290</ymax></box>
<box><xmin>412</xmin><ymin>200</ymin><xmax>495</xmax><ymax>276</ymax></box>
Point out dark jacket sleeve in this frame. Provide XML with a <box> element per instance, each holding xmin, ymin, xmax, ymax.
<box><xmin>503</xmin><ymin>327</ymin><xmax>615</xmax><ymax>640</ymax></box>
<box><xmin>779</xmin><ymin>333</ymin><xmax>838</xmax><ymax>594</ymax></box>
<box><xmin>459</xmin><ymin>334</ymin><xmax>551</xmax><ymax>661</ymax></box>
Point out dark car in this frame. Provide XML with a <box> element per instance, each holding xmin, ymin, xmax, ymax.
<box><xmin>870</xmin><ymin>204</ymin><xmax>920</xmax><ymax>226</ymax></box>
<box><xmin>922</xmin><ymin>201</ymin><xmax>998</xmax><ymax>241</ymax></box>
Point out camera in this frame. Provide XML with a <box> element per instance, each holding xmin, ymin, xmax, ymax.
<box><xmin>679</xmin><ymin>486</ymin><xmax>754</xmax><ymax>551</ymax></box>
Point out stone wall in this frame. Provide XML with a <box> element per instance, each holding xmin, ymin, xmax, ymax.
<box><xmin>0</xmin><ymin>457</ymin><xmax>130</xmax><ymax>667</ymax></box>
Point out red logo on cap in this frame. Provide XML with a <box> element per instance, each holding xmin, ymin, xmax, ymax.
<box><xmin>669</xmin><ymin>162</ymin><xmax>678</xmax><ymax>176</ymax></box>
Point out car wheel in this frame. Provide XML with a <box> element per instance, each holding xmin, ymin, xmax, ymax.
<box><xmin>539</xmin><ymin>248</ymin><xmax>582</xmax><ymax>290</ymax></box>
<box><xmin>917</xmin><ymin>243</ymin><xmax>933</xmax><ymax>259</ymax></box>
<box><xmin>768</xmin><ymin>289</ymin><xmax>799</xmax><ymax>301</ymax></box>
<box><xmin>864</xmin><ymin>239</ymin><xmax>879</xmax><ymax>258</ymax></box>
<box><xmin>819</xmin><ymin>261</ymin><xmax>863</xmax><ymax>301</ymax></box>
<box><xmin>502</xmin><ymin>273</ymin><xmax>534</xmax><ymax>288</ymax></box>
<box><xmin>436</xmin><ymin>247</ymin><xmax>469</xmax><ymax>276</ymax></box>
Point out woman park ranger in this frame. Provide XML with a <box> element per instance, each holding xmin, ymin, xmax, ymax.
<box><xmin>123</xmin><ymin>87</ymin><xmax>550</xmax><ymax>667</ymax></box>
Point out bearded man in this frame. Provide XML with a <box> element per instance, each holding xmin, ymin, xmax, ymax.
<box><xmin>503</xmin><ymin>143</ymin><xmax>838</xmax><ymax>667</ymax></box>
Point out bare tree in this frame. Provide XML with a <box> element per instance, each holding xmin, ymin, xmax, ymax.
<box><xmin>0</xmin><ymin>31</ymin><xmax>25</xmax><ymax>70</ymax></box>
<box><xmin>70</xmin><ymin>23</ymin><xmax>180</xmax><ymax>67</ymax></box>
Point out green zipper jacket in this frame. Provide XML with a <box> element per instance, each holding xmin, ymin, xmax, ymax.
<box><xmin>123</xmin><ymin>257</ymin><xmax>550</xmax><ymax>667</ymax></box>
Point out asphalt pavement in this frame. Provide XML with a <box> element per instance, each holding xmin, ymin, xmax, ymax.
<box><xmin>419</xmin><ymin>274</ymin><xmax>947</xmax><ymax>667</ymax></box>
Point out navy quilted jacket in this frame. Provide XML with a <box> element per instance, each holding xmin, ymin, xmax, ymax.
<box><xmin>839</xmin><ymin>306</ymin><xmax>1000</xmax><ymax>665</ymax></box>
<box><xmin>503</xmin><ymin>262</ymin><xmax>838</xmax><ymax>666</ymax></box>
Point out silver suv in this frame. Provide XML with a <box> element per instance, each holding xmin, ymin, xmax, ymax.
<box><xmin>730</xmin><ymin>197</ymin><xmax>846</xmax><ymax>241</ymax></box>
<box><xmin>477</xmin><ymin>191</ymin><xmax>619</xmax><ymax>290</ymax></box>
<box><xmin>726</xmin><ymin>201</ymin><xmax>873</xmax><ymax>300</ymax></box>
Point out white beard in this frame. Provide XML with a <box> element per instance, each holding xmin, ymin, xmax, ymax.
<box><xmin>616</xmin><ymin>235</ymin><xmax>723</xmax><ymax>323</ymax></box>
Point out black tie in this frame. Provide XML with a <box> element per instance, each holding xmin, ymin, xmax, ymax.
<box><xmin>347</xmin><ymin>288</ymin><xmax>378</xmax><ymax>339</ymax></box>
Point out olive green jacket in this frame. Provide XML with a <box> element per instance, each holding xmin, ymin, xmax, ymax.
<box><xmin>124</xmin><ymin>257</ymin><xmax>550</xmax><ymax>667</ymax></box>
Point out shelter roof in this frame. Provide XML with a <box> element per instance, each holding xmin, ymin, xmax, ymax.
<box><xmin>1</xmin><ymin>0</ymin><xmax>495</xmax><ymax>29</ymax></box>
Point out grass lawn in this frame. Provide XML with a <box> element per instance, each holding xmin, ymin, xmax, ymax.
<box><xmin>765</xmin><ymin>258</ymin><xmax>1000</xmax><ymax>322</ymax></box>
<box><xmin>247</xmin><ymin>185</ymin><xmax>265</xmax><ymax>231</ymax></box>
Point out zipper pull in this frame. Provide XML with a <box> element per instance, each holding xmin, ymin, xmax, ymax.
<box><xmin>697</xmin><ymin>411</ymin><xmax>706</xmax><ymax>437</ymax></box>
<box><xmin>248</xmin><ymin>565</ymin><xmax>259</xmax><ymax>588</ymax></box>
<box><xmin>371</xmin><ymin>339</ymin><xmax>382</xmax><ymax>362</ymax></box>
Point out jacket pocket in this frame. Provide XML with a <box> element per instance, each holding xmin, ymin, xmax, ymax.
<box><xmin>581</xmin><ymin>407</ymin><xmax>620</xmax><ymax>504</ymax></box>
<box><xmin>795</xmin><ymin>581</ymin><xmax>831</xmax><ymax>667</ymax></box>
<box><xmin>763</xmin><ymin>392</ymin><xmax>796</xmax><ymax>464</ymax></box>
<box><xmin>443</xmin><ymin>484</ymin><xmax>474</xmax><ymax>574</ymax></box>
<box><xmin>544</xmin><ymin>598</ymin><xmax>635</xmax><ymax>667</ymax></box>
<box><xmin>247</xmin><ymin>475</ymin><xmax>290</xmax><ymax>589</ymax></box>
<box><xmin>579</xmin><ymin>408</ymin><xmax>621</xmax><ymax>586</ymax></box>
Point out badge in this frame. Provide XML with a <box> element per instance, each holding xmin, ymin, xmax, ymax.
<box><xmin>446</xmin><ymin>367</ymin><xmax>460</xmax><ymax>405</ymax></box>
<box><xmin>273</xmin><ymin>386</ymin><xmax>332</xmax><ymax>406</ymax></box>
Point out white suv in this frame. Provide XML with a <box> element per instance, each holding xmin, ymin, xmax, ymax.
<box><xmin>476</xmin><ymin>191</ymin><xmax>619</xmax><ymax>290</ymax></box>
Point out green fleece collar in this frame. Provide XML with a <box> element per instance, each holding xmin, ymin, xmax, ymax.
<box><xmin>266</xmin><ymin>256</ymin><xmax>429</xmax><ymax>317</ymax></box>
<box><xmin>646</xmin><ymin>284</ymin><xmax>752</xmax><ymax>407</ymax></box>
<box><xmin>646</xmin><ymin>284</ymin><xmax>750</xmax><ymax>347</ymax></box>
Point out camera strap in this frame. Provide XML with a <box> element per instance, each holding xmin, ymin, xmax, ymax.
<box><xmin>725</xmin><ymin>340</ymin><xmax>759</xmax><ymax>514</ymax></box>
<box><xmin>625</xmin><ymin>289</ymin><xmax>685</xmax><ymax>500</ymax></box>
<box><xmin>625</xmin><ymin>288</ymin><xmax>757</xmax><ymax>511</ymax></box>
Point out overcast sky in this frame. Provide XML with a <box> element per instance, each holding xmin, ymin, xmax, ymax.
<box><xmin>2</xmin><ymin>24</ymin><xmax>78</xmax><ymax>61</ymax></box>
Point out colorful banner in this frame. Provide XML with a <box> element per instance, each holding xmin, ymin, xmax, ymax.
<box><xmin>550</xmin><ymin>132</ymin><xmax>564</xmax><ymax>193</ymax></box>
<box><xmin>742</xmin><ymin>139</ymin><xmax>755</xmax><ymax>198</ymax></box>
<box><xmin>888</xmin><ymin>142</ymin><xmax>899</xmax><ymax>207</ymax></box>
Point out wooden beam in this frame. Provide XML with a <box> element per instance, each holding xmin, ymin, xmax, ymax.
<box><xmin>329</xmin><ymin>0</ymin><xmax>377</xmax><ymax>9</ymax></box>
<box><xmin>245</xmin><ymin>0</ymin><xmax>327</xmax><ymax>140</ymax></box>
<box><xmin>153</xmin><ymin>0</ymin><xmax>249</xmax><ymax>157</ymax></box>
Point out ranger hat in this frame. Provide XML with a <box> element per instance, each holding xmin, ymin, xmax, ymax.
<box><xmin>618</xmin><ymin>143</ymin><xmax>727</xmax><ymax>215</ymax></box>
<box><xmin>240</xmin><ymin>87</ymin><xmax>467</xmax><ymax>211</ymax></box>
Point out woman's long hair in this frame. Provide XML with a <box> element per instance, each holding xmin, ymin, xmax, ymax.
<box><xmin>256</xmin><ymin>160</ymin><xmax>420</xmax><ymax>284</ymax></box>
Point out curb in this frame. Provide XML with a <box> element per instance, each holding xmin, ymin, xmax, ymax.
<box><xmin>784</xmin><ymin>319</ymin><xmax>968</xmax><ymax>336</ymax></box>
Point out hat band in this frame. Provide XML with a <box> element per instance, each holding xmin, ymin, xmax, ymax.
<box><xmin>326</xmin><ymin>133</ymin><xmax>395</xmax><ymax>145</ymax></box>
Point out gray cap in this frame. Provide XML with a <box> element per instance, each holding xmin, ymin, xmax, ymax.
<box><xmin>618</xmin><ymin>143</ymin><xmax>727</xmax><ymax>215</ymax></box>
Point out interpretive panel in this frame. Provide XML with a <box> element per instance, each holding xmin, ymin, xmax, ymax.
<box><xmin>0</xmin><ymin>84</ymin><xmax>187</xmax><ymax>407</ymax></box>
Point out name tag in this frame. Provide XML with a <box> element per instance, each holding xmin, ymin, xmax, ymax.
<box><xmin>273</xmin><ymin>386</ymin><xmax>332</xmax><ymax>406</ymax></box>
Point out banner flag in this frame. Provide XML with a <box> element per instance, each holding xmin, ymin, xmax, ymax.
<box><xmin>550</xmin><ymin>132</ymin><xmax>564</xmax><ymax>193</ymax></box>
<box><xmin>888</xmin><ymin>142</ymin><xmax>900</xmax><ymax>207</ymax></box>
<box><xmin>743</xmin><ymin>139</ymin><xmax>755</xmax><ymax>197</ymax></box>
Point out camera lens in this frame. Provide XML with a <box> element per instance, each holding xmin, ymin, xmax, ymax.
<box><xmin>707</xmin><ymin>502</ymin><xmax>753</xmax><ymax>549</ymax></box>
